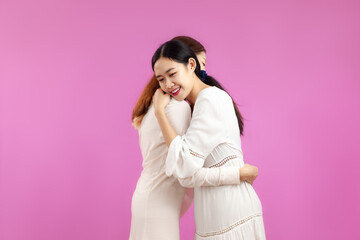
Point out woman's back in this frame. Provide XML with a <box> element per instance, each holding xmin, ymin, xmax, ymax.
<box><xmin>129</xmin><ymin>99</ymin><xmax>191</xmax><ymax>240</ymax></box>
<box><xmin>139</xmin><ymin>99</ymin><xmax>191</xmax><ymax>175</ymax></box>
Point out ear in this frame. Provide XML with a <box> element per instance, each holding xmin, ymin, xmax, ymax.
<box><xmin>187</xmin><ymin>58</ymin><xmax>197</xmax><ymax>72</ymax></box>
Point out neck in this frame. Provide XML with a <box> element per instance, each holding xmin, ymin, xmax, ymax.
<box><xmin>186</xmin><ymin>76</ymin><xmax>211</xmax><ymax>105</ymax></box>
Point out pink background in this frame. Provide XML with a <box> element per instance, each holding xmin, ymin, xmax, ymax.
<box><xmin>1</xmin><ymin>0</ymin><xmax>359</xmax><ymax>239</ymax></box>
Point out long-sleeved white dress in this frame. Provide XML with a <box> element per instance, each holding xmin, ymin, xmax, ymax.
<box><xmin>129</xmin><ymin>98</ymin><xmax>242</xmax><ymax>240</ymax></box>
<box><xmin>166</xmin><ymin>87</ymin><xmax>266</xmax><ymax>239</ymax></box>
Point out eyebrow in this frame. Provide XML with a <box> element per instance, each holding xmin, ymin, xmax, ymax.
<box><xmin>156</xmin><ymin>68</ymin><xmax>174</xmax><ymax>78</ymax></box>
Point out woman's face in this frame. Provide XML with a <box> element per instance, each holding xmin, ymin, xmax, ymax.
<box><xmin>196</xmin><ymin>51</ymin><xmax>207</xmax><ymax>71</ymax></box>
<box><xmin>154</xmin><ymin>57</ymin><xmax>197</xmax><ymax>101</ymax></box>
<box><xmin>153</xmin><ymin>51</ymin><xmax>206</xmax><ymax>101</ymax></box>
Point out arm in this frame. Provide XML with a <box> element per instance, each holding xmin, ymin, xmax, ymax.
<box><xmin>178</xmin><ymin>167</ymin><xmax>240</xmax><ymax>187</ymax></box>
<box><xmin>177</xmin><ymin>163</ymin><xmax>259</xmax><ymax>188</ymax></box>
<box><xmin>161</xmin><ymin>92</ymin><xmax>258</xmax><ymax>187</ymax></box>
<box><xmin>161</xmin><ymin>92</ymin><xmax>257</xmax><ymax>187</ymax></box>
<box><xmin>179</xmin><ymin>164</ymin><xmax>259</xmax><ymax>218</ymax></box>
<box><xmin>156</xmin><ymin>104</ymin><xmax>178</xmax><ymax>147</ymax></box>
<box><xmin>157</xmin><ymin>89</ymin><xmax>229</xmax><ymax>179</ymax></box>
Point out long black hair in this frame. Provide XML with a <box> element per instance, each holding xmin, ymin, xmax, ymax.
<box><xmin>151</xmin><ymin>40</ymin><xmax>244</xmax><ymax>135</ymax></box>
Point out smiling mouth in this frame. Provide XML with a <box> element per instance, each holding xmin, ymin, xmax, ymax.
<box><xmin>171</xmin><ymin>87</ymin><xmax>181</xmax><ymax>96</ymax></box>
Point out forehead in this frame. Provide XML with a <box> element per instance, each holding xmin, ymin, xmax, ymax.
<box><xmin>196</xmin><ymin>51</ymin><xmax>207</xmax><ymax>61</ymax></box>
<box><xmin>153</xmin><ymin>57</ymin><xmax>184</xmax><ymax>75</ymax></box>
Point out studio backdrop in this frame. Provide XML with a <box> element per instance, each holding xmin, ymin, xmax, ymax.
<box><xmin>1</xmin><ymin>0</ymin><xmax>359</xmax><ymax>239</ymax></box>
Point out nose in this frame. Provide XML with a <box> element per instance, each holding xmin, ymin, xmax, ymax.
<box><xmin>165</xmin><ymin>79</ymin><xmax>174</xmax><ymax>89</ymax></box>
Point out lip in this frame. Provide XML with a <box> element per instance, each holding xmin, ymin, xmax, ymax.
<box><xmin>170</xmin><ymin>87</ymin><xmax>181</xmax><ymax>96</ymax></box>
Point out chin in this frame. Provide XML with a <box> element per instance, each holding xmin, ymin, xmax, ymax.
<box><xmin>172</xmin><ymin>95</ymin><xmax>185</xmax><ymax>101</ymax></box>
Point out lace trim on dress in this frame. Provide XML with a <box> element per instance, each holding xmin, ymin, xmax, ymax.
<box><xmin>209</xmin><ymin>155</ymin><xmax>239</xmax><ymax>168</ymax></box>
<box><xmin>195</xmin><ymin>213</ymin><xmax>263</xmax><ymax>237</ymax></box>
<box><xmin>189</xmin><ymin>149</ymin><xmax>205</xmax><ymax>159</ymax></box>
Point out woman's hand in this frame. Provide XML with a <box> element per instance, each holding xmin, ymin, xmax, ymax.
<box><xmin>153</xmin><ymin>88</ymin><xmax>171</xmax><ymax>114</ymax></box>
<box><xmin>239</xmin><ymin>163</ymin><xmax>259</xmax><ymax>185</ymax></box>
<box><xmin>152</xmin><ymin>88</ymin><xmax>177</xmax><ymax>147</ymax></box>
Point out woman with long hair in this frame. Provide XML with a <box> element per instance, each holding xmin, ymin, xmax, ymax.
<box><xmin>129</xmin><ymin>36</ymin><xmax>260</xmax><ymax>240</ymax></box>
<box><xmin>152</xmin><ymin>40</ymin><xmax>266</xmax><ymax>239</ymax></box>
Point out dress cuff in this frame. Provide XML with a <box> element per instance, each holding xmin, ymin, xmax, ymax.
<box><xmin>165</xmin><ymin>135</ymin><xmax>205</xmax><ymax>178</ymax></box>
<box><xmin>220</xmin><ymin>167</ymin><xmax>241</xmax><ymax>185</ymax></box>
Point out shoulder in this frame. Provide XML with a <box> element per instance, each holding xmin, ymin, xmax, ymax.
<box><xmin>165</xmin><ymin>98</ymin><xmax>191</xmax><ymax>115</ymax></box>
<box><xmin>195</xmin><ymin>87</ymin><xmax>232</xmax><ymax>109</ymax></box>
<box><xmin>165</xmin><ymin>98</ymin><xmax>192</xmax><ymax>131</ymax></box>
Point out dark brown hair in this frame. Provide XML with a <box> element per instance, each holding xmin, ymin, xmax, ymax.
<box><xmin>151</xmin><ymin>40</ymin><xmax>244</xmax><ymax>135</ymax></box>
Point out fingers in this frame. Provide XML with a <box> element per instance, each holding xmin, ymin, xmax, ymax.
<box><xmin>154</xmin><ymin>88</ymin><xmax>162</xmax><ymax>96</ymax></box>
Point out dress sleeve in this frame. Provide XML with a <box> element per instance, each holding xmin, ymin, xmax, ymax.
<box><xmin>178</xmin><ymin>168</ymin><xmax>240</xmax><ymax>217</ymax></box>
<box><xmin>166</xmin><ymin>95</ymin><xmax>240</xmax><ymax>188</ymax></box>
<box><xmin>165</xmin><ymin>99</ymin><xmax>191</xmax><ymax>136</ymax></box>
<box><xmin>166</xmin><ymin>90</ymin><xmax>229</xmax><ymax>178</ymax></box>
<box><xmin>178</xmin><ymin>167</ymin><xmax>240</xmax><ymax>187</ymax></box>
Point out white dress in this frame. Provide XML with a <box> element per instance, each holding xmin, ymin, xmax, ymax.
<box><xmin>166</xmin><ymin>87</ymin><xmax>266</xmax><ymax>239</ymax></box>
<box><xmin>129</xmin><ymin>98</ymin><xmax>242</xmax><ymax>240</ymax></box>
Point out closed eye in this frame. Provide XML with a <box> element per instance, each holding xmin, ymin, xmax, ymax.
<box><xmin>169</xmin><ymin>72</ymin><xmax>176</xmax><ymax>77</ymax></box>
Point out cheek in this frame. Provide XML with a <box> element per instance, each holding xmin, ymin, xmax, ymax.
<box><xmin>159</xmin><ymin>82</ymin><xmax>167</xmax><ymax>91</ymax></box>
<box><xmin>175</xmin><ymin>73</ymin><xmax>187</xmax><ymax>86</ymax></box>
<box><xmin>181</xmin><ymin>74</ymin><xmax>191</xmax><ymax>87</ymax></box>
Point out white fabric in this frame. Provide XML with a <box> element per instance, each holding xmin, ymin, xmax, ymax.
<box><xmin>178</xmin><ymin>167</ymin><xmax>240</xmax><ymax>188</ymax></box>
<box><xmin>166</xmin><ymin>87</ymin><xmax>266</xmax><ymax>239</ymax></box>
<box><xmin>129</xmin><ymin>98</ymin><xmax>241</xmax><ymax>240</ymax></box>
